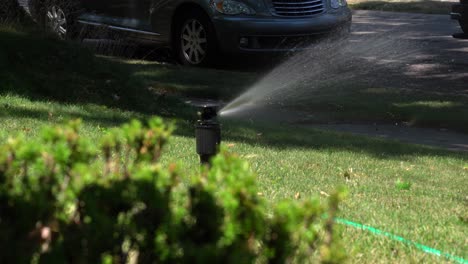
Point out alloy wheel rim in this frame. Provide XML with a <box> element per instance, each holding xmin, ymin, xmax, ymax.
<box><xmin>46</xmin><ymin>6</ymin><xmax>67</xmax><ymax>39</ymax></box>
<box><xmin>181</xmin><ymin>19</ymin><xmax>207</xmax><ymax>65</ymax></box>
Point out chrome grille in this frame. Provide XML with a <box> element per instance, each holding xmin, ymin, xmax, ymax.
<box><xmin>272</xmin><ymin>0</ymin><xmax>325</xmax><ymax>17</ymax></box>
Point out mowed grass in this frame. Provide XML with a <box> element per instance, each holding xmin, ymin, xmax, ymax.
<box><xmin>1</xmin><ymin>27</ymin><xmax>467</xmax><ymax>262</ymax></box>
<box><xmin>347</xmin><ymin>0</ymin><xmax>456</xmax><ymax>14</ymax></box>
<box><xmin>291</xmin><ymin>86</ymin><xmax>468</xmax><ymax>133</ymax></box>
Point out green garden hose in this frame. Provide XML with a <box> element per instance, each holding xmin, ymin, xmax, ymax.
<box><xmin>335</xmin><ymin>218</ymin><xmax>467</xmax><ymax>264</ymax></box>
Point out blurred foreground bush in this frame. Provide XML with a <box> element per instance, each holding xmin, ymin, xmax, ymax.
<box><xmin>0</xmin><ymin>118</ymin><xmax>346</xmax><ymax>263</ymax></box>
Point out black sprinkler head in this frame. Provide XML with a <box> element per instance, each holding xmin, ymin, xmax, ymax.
<box><xmin>199</xmin><ymin>106</ymin><xmax>218</xmax><ymax>122</ymax></box>
<box><xmin>195</xmin><ymin>104</ymin><xmax>221</xmax><ymax>165</ymax></box>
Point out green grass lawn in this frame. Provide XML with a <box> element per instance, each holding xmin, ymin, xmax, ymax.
<box><xmin>291</xmin><ymin>86</ymin><xmax>468</xmax><ymax>133</ymax></box>
<box><xmin>348</xmin><ymin>0</ymin><xmax>456</xmax><ymax>15</ymax></box>
<box><xmin>1</xmin><ymin>27</ymin><xmax>467</xmax><ymax>262</ymax></box>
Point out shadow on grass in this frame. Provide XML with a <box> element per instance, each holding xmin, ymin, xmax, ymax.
<box><xmin>109</xmin><ymin>57</ymin><xmax>257</xmax><ymax>100</ymax></box>
<box><xmin>349</xmin><ymin>0</ymin><xmax>454</xmax><ymax>14</ymax></box>
<box><xmin>0</xmin><ymin>27</ymin><xmax>466</xmax><ymax>161</ymax></box>
<box><xmin>0</xmin><ymin>102</ymin><xmax>135</xmax><ymax>126</ymax></box>
<box><xmin>0</xmin><ymin>26</ymin><xmax>258</xmax><ymax>108</ymax></box>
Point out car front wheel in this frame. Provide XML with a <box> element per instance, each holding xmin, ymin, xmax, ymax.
<box><xmin>461</xmin><ymin>22</ymin><xmax>468</xmax><ymax>34</ymax></box>
<box><xmin>45</xmin><ymin>4</ymin><xmax>70</xmax><ymax>39</ymax></box>
<box><xmin>31</xmin><ymin>0</ymin><xmax>83</xmax><ymax>40</ymax></box>
<box><xmin>175</xmin><ymin>11</ymin><xmax>218</xmax><ymax>66</ymax></box>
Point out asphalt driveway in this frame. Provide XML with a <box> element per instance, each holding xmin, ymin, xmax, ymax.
<box><xmin>315</xmin><ymin>10</ymin><xmax>468</xmax><ymax>151</ymax></box>
<box><xmin>351</xmin><ymin>10</ymin><xmax>468</xmax><ymax>94</ymax></box>
<box><xmin>228</xmin><ymin>10</ymin><xmax>468</xmax><ymax>151</ymax></box>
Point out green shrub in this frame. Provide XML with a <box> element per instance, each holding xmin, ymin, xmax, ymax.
<box><xmin>0</xmin><ymin>118</ymin><xmax>346</xmax><ymax>263</ymax></box>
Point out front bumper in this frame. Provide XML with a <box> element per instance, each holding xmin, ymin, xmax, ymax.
<box><xmin>212</xmin><ymin>8</ymin><xmax>352</xmax><ymax>53</ymax></box>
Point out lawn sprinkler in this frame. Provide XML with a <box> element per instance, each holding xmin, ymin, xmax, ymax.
<box><xmin>193</xmin><ymin>101</ymin><xmax>221</xmax><ymax>165</ymax></box>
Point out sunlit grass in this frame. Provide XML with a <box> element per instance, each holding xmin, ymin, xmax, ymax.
<box><xmin>394</xmin><ymin>101</ymin><xmax>463</xmax><ymax>109</ymax></box>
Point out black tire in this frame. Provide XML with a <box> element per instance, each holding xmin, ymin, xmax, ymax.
<box><xmin>461</xmin><ymin>22</ymin><xmax>468</xmax><ymax>34</ymax></box>
<box><xmin>30</xmin><ymin>0</ymin><xmax>84</xmax><ymax>40</ymax></box>
<box><xmin>174</xmin><ymin>9</ymin><xmax>218</xmax><ymax>66</ymax></box>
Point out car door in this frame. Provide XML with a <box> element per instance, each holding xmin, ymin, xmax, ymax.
<box><xmin>107</xmin><ymin>0</ymin><xmax>152</xmax><ymax>30</ymax></box>
<box><xmin>80</xmin><ymin>0</ymin><xmax>109</xmax><ymax>15</ymax></box>
<box><xmin>77</xmin><ymin>0</ymin><xmax>112</xmax><ymax>24</ymax></box>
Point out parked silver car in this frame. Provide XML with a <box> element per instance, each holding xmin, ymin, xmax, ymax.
<box><xmin>26</xmin><ymin>0</ymin><xmax>352</xmax><ymax>65</ymax></box>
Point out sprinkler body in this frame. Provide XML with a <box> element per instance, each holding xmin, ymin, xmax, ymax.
<box><xmin>195</xmin><ymin>105</ymin><xmax>221</xmax><ymax>165</ymax></box>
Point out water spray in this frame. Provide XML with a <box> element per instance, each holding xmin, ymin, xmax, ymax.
<box><xmin>194</xmin><ymin>102</ymin><xmax>221</xmax><ymax>165</ymax></box>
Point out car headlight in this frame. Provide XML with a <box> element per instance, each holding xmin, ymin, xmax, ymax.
<box><xmin>211</xmin><ymin>0</ymin><xmax>256</xmax><ymax>15</ymax></box>
<box><xmin>330</xmin><ymin>0</ymin><xmax>340</xmax><ymax>9</ymax></box>
<box><xmin>331</xmin><ymin>0</ymin><xmax>347</xmax><ymax>8</ymax></box>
